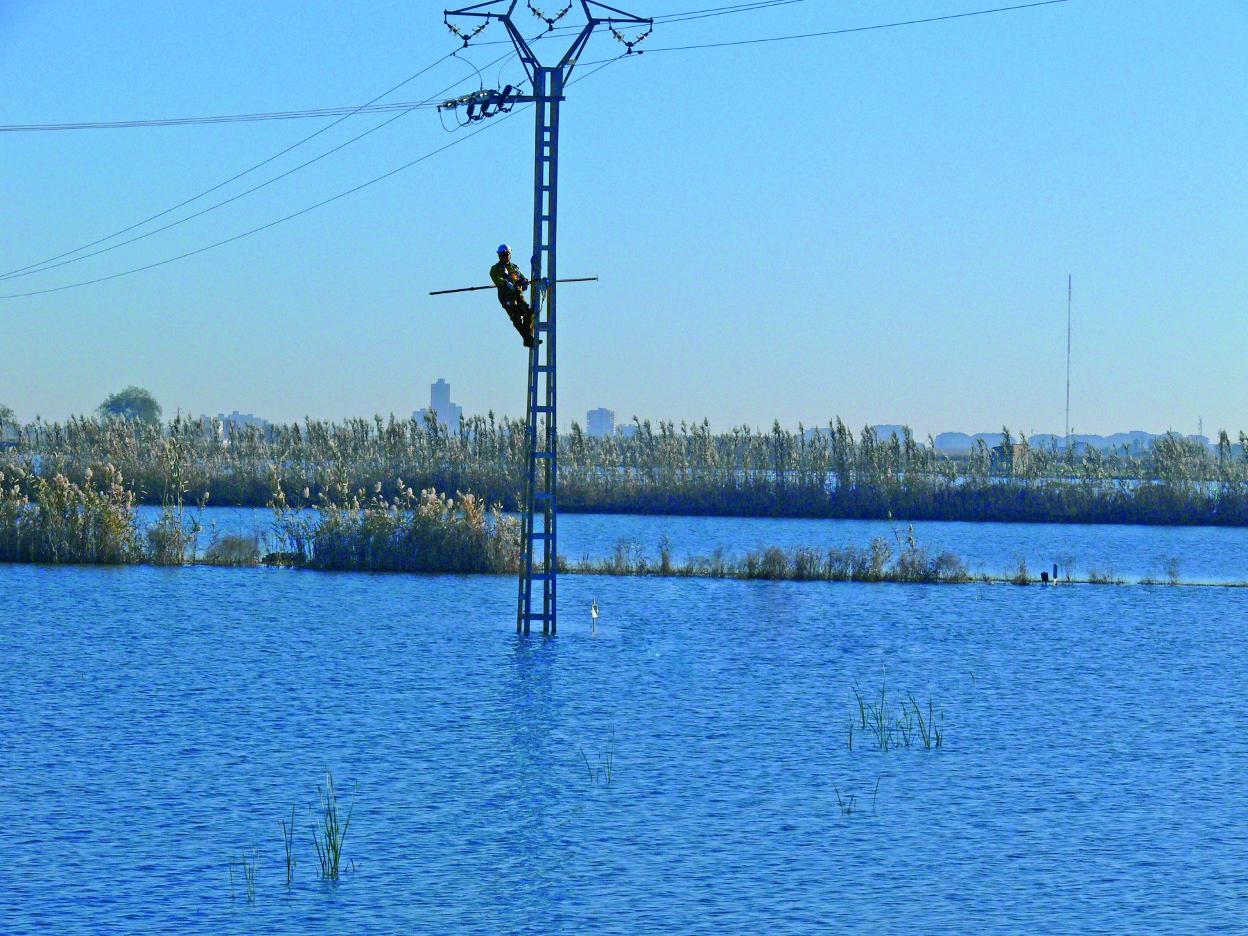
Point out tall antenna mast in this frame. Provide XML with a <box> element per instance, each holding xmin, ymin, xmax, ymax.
<box><xmin>441</xmin><ymin>1</ymin><xmax>652</xmax><ymax>636</ymax></box>
<box><xmin>1065</xmin><ymin>274</ymin><xmax>1072</xmax><ymax>455</ymax></box>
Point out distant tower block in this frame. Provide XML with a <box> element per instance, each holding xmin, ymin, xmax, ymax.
<box><xmin>587</xmin><ymin>408</ymin><xmax>615</xmax><ymax>438</ymax></box>
<box><xmin>414</xmin><ymin>377</ymin><xmax>463</xmax><ymax>434</ymax></box>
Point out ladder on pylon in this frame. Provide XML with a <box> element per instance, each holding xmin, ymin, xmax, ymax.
<box><xmin>517</xmin><ymin>66</ymin><xmax>562</xmax><ymax>636</ymax></box>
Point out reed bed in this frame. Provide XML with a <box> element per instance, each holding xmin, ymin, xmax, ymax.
<box><xmin>569</xmin><ymin>533</ymin><xmax>970</xmax><ymax>584</ymax></box>
<box><xmin>271</xmin><ymin>480</ymin><xmax>520</xmax><ymax>573</ymax></box>
<box><xmin>0</xmin><ymin>465</ymin><xmax>140</xmax><ymax>564</ymax></box>
<box><xmin>6</xmin><ymin>415</ymin><xmax>1248</xmax><ymax>526</ymax></box>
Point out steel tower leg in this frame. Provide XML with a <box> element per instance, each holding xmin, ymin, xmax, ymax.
<box><xmin>517</xmin><ymin>66</ymin><xmax>561</xmax><ymax>636</ymax></box>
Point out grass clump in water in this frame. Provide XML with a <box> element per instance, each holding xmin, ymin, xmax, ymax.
<box><xmin>229</xmin><ymin>851</ymin><xmax>258</xmax><ymax>903</ymax></box>
<box><xmin>272</xmin><ymin>480</ymin><xmax>519</xmax><ymax>573</ymax></box>
<box><xmin>578</xmin><ymin>726</ymin><xmax>616</xmax><ymax>787</ymax></box>
<box><xmin>204</xmin><ymin>534</ymin><xmax>262</xmax><ymax>566</ymax></box>
<box><xmin>281</xmin><ymin>807</ymin><xmax>297</xmax><ymax>886</ymax></box>
<box><xmin>1011</xmin><ymin>557</ymin><xmax>1030</xmax><ymax>586</ymax></box>
<box><xmin>311</xmin><ymin>770</ymin><xmax>353</xmax><ymax>881</ymax></box>
<box><xmin>849</xmin><ymin>681</ymin><xmax>945</xmax><ymax>752</ymax></box>
<box><xmin>1086</xmin><ymin>567</ymin><xmax>1123</xmax><ymax>585</ymax></box>
<box><xmin>0</xmin><ymin>465</ymin><xmax>140</xmax><ymax>564</ymax></box>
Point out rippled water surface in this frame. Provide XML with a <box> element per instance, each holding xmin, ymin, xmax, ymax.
<box><xmin>3</xmin><ymin>555</ymin><xmax>1247</xmax><ymax>933</ymax></box>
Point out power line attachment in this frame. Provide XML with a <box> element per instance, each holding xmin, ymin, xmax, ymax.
<box><xmin>438</xmin><ymin>85</ymin><xmax>518</xmax><ymax>122</ymax></box>
<box><xmin>528</xmin><ymin>2</ymin><xmax>573</xmax><ymax>31</ymax></box>
<box><xmin>444</xmin><ymin>15</ymin><xmax>492</xmax><ymax>47</ymax></box>
<box><xmin>609</xmin><ymin>19</ymin><xmax>653</xmax><ymax>53</ymax></box>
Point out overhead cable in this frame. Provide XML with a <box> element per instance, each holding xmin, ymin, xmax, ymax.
<box><xmin>2</xmin><ymin>49</ymin><xmax>520</xmax><ymax>282</ymax></box>
<box><xmin>0</xmin><ymin>50</ymin><xmax>632</xmax><ymax>301</ymax></box>
<box><xmin>641</xmin><ymin>0</ymin><xmax>1073</xmax><ymax>52</ymax></box>
<box><xmin>0</xmin><ymin>1</ymin><xmax>1075</xmax><ymax>299</ymax></box>
<box><xmin>0</xmin><ymin>115</ymin><xmax>519</xmax><ymax>300</ymax></box>
<box><xmin>0</xmin><ymin>1</ymin><xmax>810</xmax><ymax>133</ymax></box>
<box><xmin>0</xmin><ymin>53</ymin><xmax>456</xmax><ymax>281</ymax></box>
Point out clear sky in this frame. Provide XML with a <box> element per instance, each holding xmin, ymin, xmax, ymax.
<box><xmin>2</xmin><ymin>0</ymin><xmax>1245</xmax><ymax>438</ymax></box>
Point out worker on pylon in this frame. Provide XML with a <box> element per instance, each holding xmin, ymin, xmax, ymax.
<box><xmin>490</xmin><ymin>244</ymin><xmax>537</xmax><ymax>348</ymax></box>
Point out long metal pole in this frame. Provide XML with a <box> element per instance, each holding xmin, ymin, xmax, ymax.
<box><xmin>429</xmin><ymin>277</ymin><xmax>596</xmax><ymax>297</ymax></box>
<box><xmin>517</xmin><ymin>66</ymin><xmax>561</xmax><ymax>635</ymax></box>
<box><xmin>1065</xmin><ymin>274</ymin><xmax>1071</xmax><ymax>455</ymax></box>
<box><xmin>544</xmin><ymin>67</ymin><xmax>562</xmax><ymax>636</ymax></box>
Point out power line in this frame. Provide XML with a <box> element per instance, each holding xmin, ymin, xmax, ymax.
<box><xmin>0</xmin><ymin>101</ymin><xmax>443</xmax><ymax>132</ymax></box>
<box><xmin>0</xmin><ymin>1</ymin><xmax>1069</xmax><ymax>135</ymax></box>
<box><xmin>0</xmin><ymin>53</ymin><xmax>456</xmax><ymax>281</ymax></box>
<box><xmin>0</xmin><ymin>0</ymin><xmax>1075</xmax><ymax>300</ymax></box>
<box><xmin>641</xmin><ymin>0</ymin><xmax>1073</xmax><ymax>52</ymax></box>
<box><xmin>0</xmin><ymin>114</ymin><xmax>519</xmax><ymax>301</ymax></box>
<box><xmin>1</xmin><ymin>50</ymin><xmax>521</xmax><ymax>283</ymax></box>
<box><xmin>2</xmin><ymin>109</ymin><xmax>417</xmax><ymax>282</ymax></box>
<box><xmin>519</xmin><ymin>0</ymin><xmax>808</xmax><ymax>30</ymax></box>
<box><xmin>0</xmin><ymin>50</ymin><xmax>636</xmax><ymax>302</ymax></box>
<box><xmin>632</xmin><ymin>0</ymin><xmax>809</xmax><ymax>24</ymax></box>
<box><xmin>0</xmin><ymin>2</ymin><xmax>809</xmax><ymax>133</ymax></box>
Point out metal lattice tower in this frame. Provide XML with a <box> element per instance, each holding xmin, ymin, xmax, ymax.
<box><xmin>442</xmin><ymin>1</ymin><xmax>651</xmax><ymax>636</ymax></box>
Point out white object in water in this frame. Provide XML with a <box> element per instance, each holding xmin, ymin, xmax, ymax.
<box><xmin>590</xmin><ymin>599</ymin><xmax>599</xmax><ymax>633</ymax></box>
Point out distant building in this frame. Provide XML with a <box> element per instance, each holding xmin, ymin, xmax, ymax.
<box><xmin>414</xmin><ymin>378</ymin><xmax>463</xmax><ymax>434</ymax></box>
<box><xmin>217</xmin><ymin>411</ymin><xmax>271</xmax><ymax>431</ymax></box>
<box><xmin>586</xmin><ymin>408</ymin><xmax>615</xmax><ymax>438</ymax></box>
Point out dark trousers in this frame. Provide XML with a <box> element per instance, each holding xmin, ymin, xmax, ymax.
<box><xmin>500</xmin><ymin>295</ymin><xmax>534</xmax><ymax>346</ymax></box>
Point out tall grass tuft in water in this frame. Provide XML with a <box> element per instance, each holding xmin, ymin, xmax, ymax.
<box><xmin>909</xmin><ymin>693</ymin><xmax>944</xmax><ymax>749</ymax></box>
<box><xmin>578</xmin><ymin>726</ymin><xmax>616</xmax><ymax>787</ymax></box>
<box><xmin>203</xmin><ymin>534</ymin><xmax>262</xmax><ymax>566</ymax></box>
<box><xmin>311</xmin><ymin>771</ymin><xmax>353</xmax><ymax>881</ymax></box>
<box><xmin>0</xmin><ymin>465</ymin><xmax>140</xmax><ymax>563</ymax></box>
<box><xmin>272</xmin><ymin>479</ymin><xmax>519</xmax><ymax>574</ymax></box>
<box><xmin>281</xmin><ymin>807</ymin><xmax>297</xmax><ymax>886</ymax></box>
<box><xmin>229</xmin><ymin>852</ymin><xmax>257</xmax><ymax>903</ymax></box>
<box><xmin>850</xmin><ymin>681</ymin><xmax>945</xmax><ymax>752</ymax></box>
<box><xmin>834</xmin><ymin>786</ymin><xmax>857</xmax><ymax>816</ymax></box>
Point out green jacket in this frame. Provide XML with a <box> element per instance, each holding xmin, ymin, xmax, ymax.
<box><xmin>490</xmin><ymin>259</ymin><xmax>528</xmax><ymax>298</ymax></box>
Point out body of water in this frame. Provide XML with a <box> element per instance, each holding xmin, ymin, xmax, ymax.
<box><xmin>3</xmin><ymin>553</ymin><xmax>1248</xmax><ymax>931</ymax></box>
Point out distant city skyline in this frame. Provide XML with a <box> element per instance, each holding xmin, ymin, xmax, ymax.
<box><xmin>216</xmin><ymin>410</ymin><xmax>270</xmax><ymax>430</ymax></box>
<box><xmin>0</xmin><ymin>382</ymin><xmax>1226</xmax><ymax>447</ymax></box>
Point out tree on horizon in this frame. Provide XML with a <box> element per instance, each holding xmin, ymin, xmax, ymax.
<box><xmin>98</xmin><ymin>387</ymin><xmax>162</xmax><ymax>425</ymax></box>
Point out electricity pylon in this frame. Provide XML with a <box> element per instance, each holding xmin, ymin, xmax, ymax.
<box><xmin>441</xmin><ymin>1</ymin><xmax>651</xmax><ymax>636</ymax></box>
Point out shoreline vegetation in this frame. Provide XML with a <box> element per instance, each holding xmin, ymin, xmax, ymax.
<box><xmin>1</xmin><ymin>466</ymin><xmax>1241</xmax><ymax>587</ymax></box>
<box><xmin>4</xmin><ymin>414</ymin><xmax>1248</xmax><ymax>528</ymax></box>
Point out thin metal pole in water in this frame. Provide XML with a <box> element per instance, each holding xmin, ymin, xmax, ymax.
<box><xmin>1065</xmin><ymin>274</ymin><xmax>1071</xmax><ymax>455</ymax></box>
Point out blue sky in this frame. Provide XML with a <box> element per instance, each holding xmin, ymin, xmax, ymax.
<box><xmin>2</xmin><ymin>0</ymin><xmax>1245</xmax><ymax>438</ymax></box>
